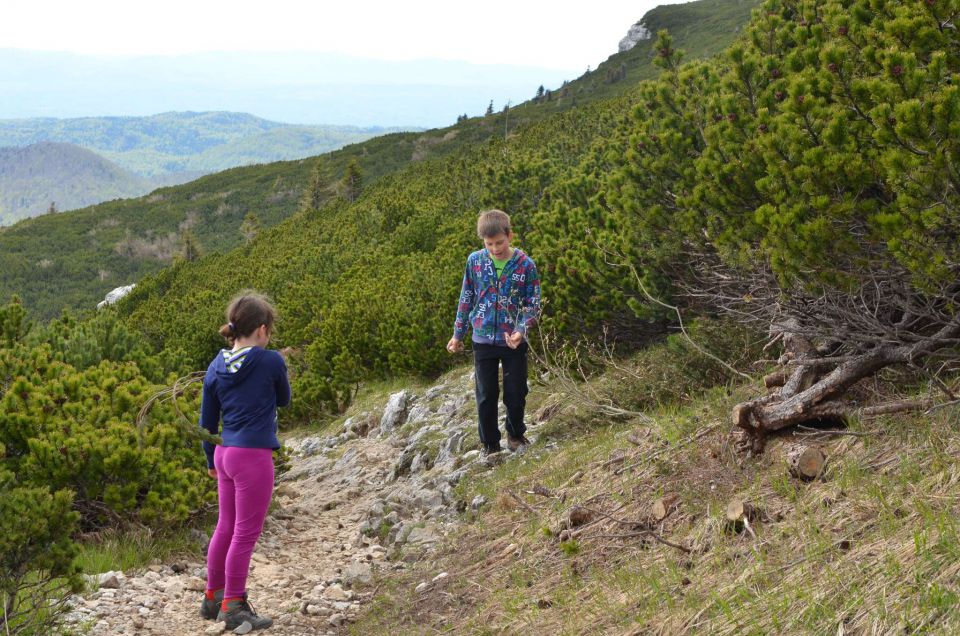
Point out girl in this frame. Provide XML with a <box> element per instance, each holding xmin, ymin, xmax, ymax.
<box><xmin>198</xmin><ymin>293</ymin><xmax>290</xmax><ymax>631</ymax></box>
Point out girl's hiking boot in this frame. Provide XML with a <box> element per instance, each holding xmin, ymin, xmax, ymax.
<box><xmin>484</xmin><ymin>444</ymin><xmax>503</xmax><ymax>456</ymax></box>
<box><xmin>507</xmin><ymin>435</ymin><xmax>530</xmax><ymax>452</ymax></box>
<box><xmin>199</xmin><ymin>589</ymin><xmax>223</xmax><ymax>620</ymax></box>
<box><xmin>217</xmin><ymin>595</ymin><xmax>273</xmax><ymax>631</ymax></box>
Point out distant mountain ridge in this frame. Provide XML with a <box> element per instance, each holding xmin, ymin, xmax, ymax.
<box><xmin>0</xmin><ymin>111</ymin><xmax>411</xmax><ymax>177</ymax></box>
<box><xmin>0</xmin><ymin>49</ymin><xmax>577</xmax><ymax>128</ymax></box>
<box><xmin>0</xmin><ymin>141</ymin><xmax>153</xmax><ymax>224</ymax></box>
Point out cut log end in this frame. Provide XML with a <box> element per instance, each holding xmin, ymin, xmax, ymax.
<box><xmin>732</xmin><ymin>403</ymin><xmax>752</xmax><ymax>429</ymax></box>
<box><xmin>567</xmin><ymin>506</ymin><xmax>594</xmax><ymax>528</ymax></box>
<box><xmin>651</xmin><ymin>494</ymin><xmax>680</xmax><ymax>521</ymax></box>
<box><xmin>725</xmin><ymin>499</ymin><xmax>758</xmax><ymax>523</ymax></box>
<box><xmin>764</xmin><ymin>370</ymin><xmax>788</xmax><ymax>389</ymax></box>
<box><xmin>786</xmin><ymin>445</ymin><xmax>826</xmax><ymax>481</ymax></box>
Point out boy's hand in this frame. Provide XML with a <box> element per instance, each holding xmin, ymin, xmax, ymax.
<box><xmin>208</xmin><ymin>468</ymin><xmax>217</xmax><ymax>478</ymax></box>
<box><xmin>446</xmin><ymin>337</ymin><xmax>464</xmax><ymax>353</ymax></box>
<box><xmin>506</xmin><ymin>332</ymin><xmax>524</xmax><ymax>349</ymax></box>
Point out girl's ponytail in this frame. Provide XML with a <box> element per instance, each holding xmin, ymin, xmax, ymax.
<box><xmin>218</xmin><ymin>320</ymin><xmax>238</xmax><ymax>343</ymax></box>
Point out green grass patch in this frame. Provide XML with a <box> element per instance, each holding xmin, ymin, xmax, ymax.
<box><xmin>74</xmin><ymin>528</ymin><xmax>200</xmax><ymax>577</ymax></box>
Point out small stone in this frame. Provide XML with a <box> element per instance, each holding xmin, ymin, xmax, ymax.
<box><xmin>205</xmin><ymin>622</ymin><xmax>226</xmax><ymax>635</ymax></box>
<box><xmin>343</xmin><ymin>561</ymin><xmax>373</xmax><ymax>587</ymax></box>
<box><xmin>164</xmin><ymin>579</ymin><xmax>184</xmax><ymax>597</ymax></box>
<box><xmin>415</xmin><ymin>582</ymin><xmax>429</xmax><ymax>593</ymax></box>
<box><xmin>133</xmin><ymin>618</ymin><xmax>145</xmax><ymax>629</ymax></box>
<box><xmin>137</xmin><ymin>607</ymin><xmax>150</xmax><ymax>616</ymax></box>
<box><xmin>139</xmin><ymin>595</ymin><xmax>159</xmax><ymax>608</ymax></box>
<box><xmin>485</xmin><ymin>452</ymin><xmax>506</xmax><ymax>467</ymax></box>
<box><xmin>98</xmin><ymin>572</ymin><xmax>121</xmax><ymax>589</ymax></box>
<box><xmin>405</xmin><ymin>403</ymin><xmax>432</xmax><ymax>425</ymax></box>
<box><xmin>328</xmin><ymin>613</ymin><xmax>346</xmax><ymax>627</ymax></box>
<box><xmin>424</xmin><ymin>383</ymin><xmax>447</xmax><ymax>400</ymax></box>
<box><xmin>275</xmin><ymin>483</ymin><xmax>300</xmax><ymax>499</ymax></box>
<box><xmin>471</xmin><ymin>495</ymin><xmax>488</xmax><ymax>510</ymax></box>
<box><xmin>432</xmin><ymin>572</ymin><xmax>449</xmax><ymax>583</ymax></box>
<box><xmin>323</xmin><ymin>584</ymin><xmax>351</xmax><ymax>601</ymax></box>
<box><xmin>406</xmin><ymin>526</ymin><xmax>440</xmax><ymax>546</ymax></box>
<box><xmin>462</xmin><ymin>450</ymin><xmax>481</xmax><ymax>462</ymax></box>
<box><xmin>185</xmin><ymin>577</ymin><xmax>206</xmax><ymax>592</ymax></box>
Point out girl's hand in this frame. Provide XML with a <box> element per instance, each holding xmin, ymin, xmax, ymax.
<box><xmin>446</xmin><ymin>337</ymin><xmax>464</xmax><ymax>353</ymax></box>
<box><xmin>506</xmin><ymin>332</ymin><xmax>524</xmax><ymax>349</ymax></box>
<box><xmin>208</xmin><ymin>468</ymin><xmax>217</xmax><ymax>478</ymax></box>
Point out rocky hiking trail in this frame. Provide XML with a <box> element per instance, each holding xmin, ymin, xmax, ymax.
<box><xmin>65</xmin><ymin>371</ymin><xmax>530</xmax><ymax>635</ymax></box>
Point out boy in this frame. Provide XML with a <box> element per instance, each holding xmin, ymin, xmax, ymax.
<box><xmin>446</xmin><ymin>209</ymin><xmax>541</xmax><ymax>454</ymax></box>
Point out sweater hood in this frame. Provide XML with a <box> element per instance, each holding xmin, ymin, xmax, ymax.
<box><xmin>212</xmin><ymin>346</ymin><xmax>268</xmax><ymax>387</ymax></box>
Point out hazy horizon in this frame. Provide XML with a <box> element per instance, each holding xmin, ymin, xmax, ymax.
<box><xmin>0</xmin><ymin>48</ymin><xmax>589</xmax><ymax>127</ymax></box>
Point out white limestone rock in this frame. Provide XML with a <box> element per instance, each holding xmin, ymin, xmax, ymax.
<box><xmin>619</xmin><ymin>21</ymin><xmax>652</xmax><ymax>52</ymax></box>
<box><xmin>96</xmin><ymin>284</ymin><xmax>136</xmax><ymax>309</ymax></box>
<box><xmin>379</xmin><ymin>391</ymin><xmax>410</xmax><ymax>436</ymax></box>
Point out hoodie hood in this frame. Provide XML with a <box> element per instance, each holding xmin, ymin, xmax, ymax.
<box><xmin>213</xmin><ymin>346</ymin><xmax>267</xmax><ymax>387</ymax></box>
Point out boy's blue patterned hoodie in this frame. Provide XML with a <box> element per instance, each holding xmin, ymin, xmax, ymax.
<box><xmin>453</xmin><ymin>248</ymin><xmax>541</xmax><ymax>345</ymax></box>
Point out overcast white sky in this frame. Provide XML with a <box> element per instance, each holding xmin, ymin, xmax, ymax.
<box><xmin>2</xmin><ymin>0</ymin><xmax>686</xmax><ymax>71</ymax></box>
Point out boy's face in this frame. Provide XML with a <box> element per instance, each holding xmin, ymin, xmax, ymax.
<box><xmin>483</xmin><ymin>231</ymin><xmax>513</xmax><ymax>260</ymax></box>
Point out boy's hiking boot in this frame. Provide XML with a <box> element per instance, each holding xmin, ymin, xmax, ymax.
<box><xmin>199</xmin><ymin>588</ymin><xmax>223</xmax><ymax>620</ymax></box>
<box><xmin>507</xmin><ymin>435</ymin><xmax>530</xmax><ymax>452</ymax></box>
<box><xmin>217</xmin><ymin>595</ymin><xmax>273</xmax><ymax>631</ymax></box>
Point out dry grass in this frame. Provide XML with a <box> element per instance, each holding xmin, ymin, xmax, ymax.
<box><xmin>352</xmin><ymin>376</ymin><xmax>960</xmax><ymax>635</ymax></box>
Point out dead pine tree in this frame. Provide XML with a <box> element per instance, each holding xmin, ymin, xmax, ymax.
<box><xmin>685</xmin><ymin>258</ymin><xmax>960</xmax><ymax>453</ymax></box>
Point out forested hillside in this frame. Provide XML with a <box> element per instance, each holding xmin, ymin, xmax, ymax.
<box><xmin>0</xmin><ymin>0</ymin><xmax>756</xmax><ymax>320</ymax></box>
<box><xmin>120</xmin><ymin>0</ymin><xmax>960</xmax><ymax>432</ymax></box>
<box><xmin>0</xmin><ymin>142</ymin><xmax>152</xmax><ymax>224</ymax></box>
<box><xmin>0</xmin><ymin>111</ymin><xmax>404</xmax><ymax>177</ymax></box>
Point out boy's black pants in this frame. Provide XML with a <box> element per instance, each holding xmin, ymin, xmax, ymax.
<box><xmin>473</xmin><ymin>342</ymin><xmax>529</xmax><ymax>449</ymax></box>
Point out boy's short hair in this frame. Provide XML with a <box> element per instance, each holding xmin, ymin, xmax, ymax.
<box><xmin>477</xmin><ymin>209</ymin><xmax>512</xmax><ymax>239</ymax></box>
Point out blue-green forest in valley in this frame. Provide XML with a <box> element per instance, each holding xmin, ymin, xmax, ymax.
<box><xmin>0</xmin><ymin>111</ymin><xmax>411</xmax><ymax>224</ymax></box>
<box><xmin>0</xmin><ymin>112</ymin><xmax>411</xmax><ymax>178</ymax></box>
<box><xmin>3</xmin><ymin>0</ymin><xmax>960</xmax><ymax>631</ymax></box>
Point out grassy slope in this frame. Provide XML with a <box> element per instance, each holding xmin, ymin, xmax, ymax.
<box><xmin>0</xmin><ymin>0</ymin><xmax>758</xmax><ymax>321</ymax></box>
<box><xmin>350</xmin><ymin>345</ymin><xmax>960</xmax><ymax>635</ymax></box>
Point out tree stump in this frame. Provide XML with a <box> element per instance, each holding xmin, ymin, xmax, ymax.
<box><xmin>650</xmin><ymin>494</ymin><xmax>680</xmax><ymax>521</ymax></box>
<box><xmin>567</xmin><ymin>506</ymin><xmax>594</xmax><ymax>528</ymax></box>
<box><xmin>725</xmin><ymin>499</ymin><xmax>760</xmax><ymax>526</ymax></box>
<box><xmin>786</xmin><ymin>444</ymin><xmax>826</xmax><ymax>481</ymax></box>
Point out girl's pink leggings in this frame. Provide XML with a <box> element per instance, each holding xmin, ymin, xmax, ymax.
<box><xmin>206</xmin><ymin>446</ymin><xmax>274</xmax><ymax>598</ymax></box>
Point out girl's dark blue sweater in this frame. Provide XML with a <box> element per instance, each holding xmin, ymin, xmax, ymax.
<box><xmin>199</xmin><ymin>346</ymin><xmax>291</xmax><ymax>469</ymax></box>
